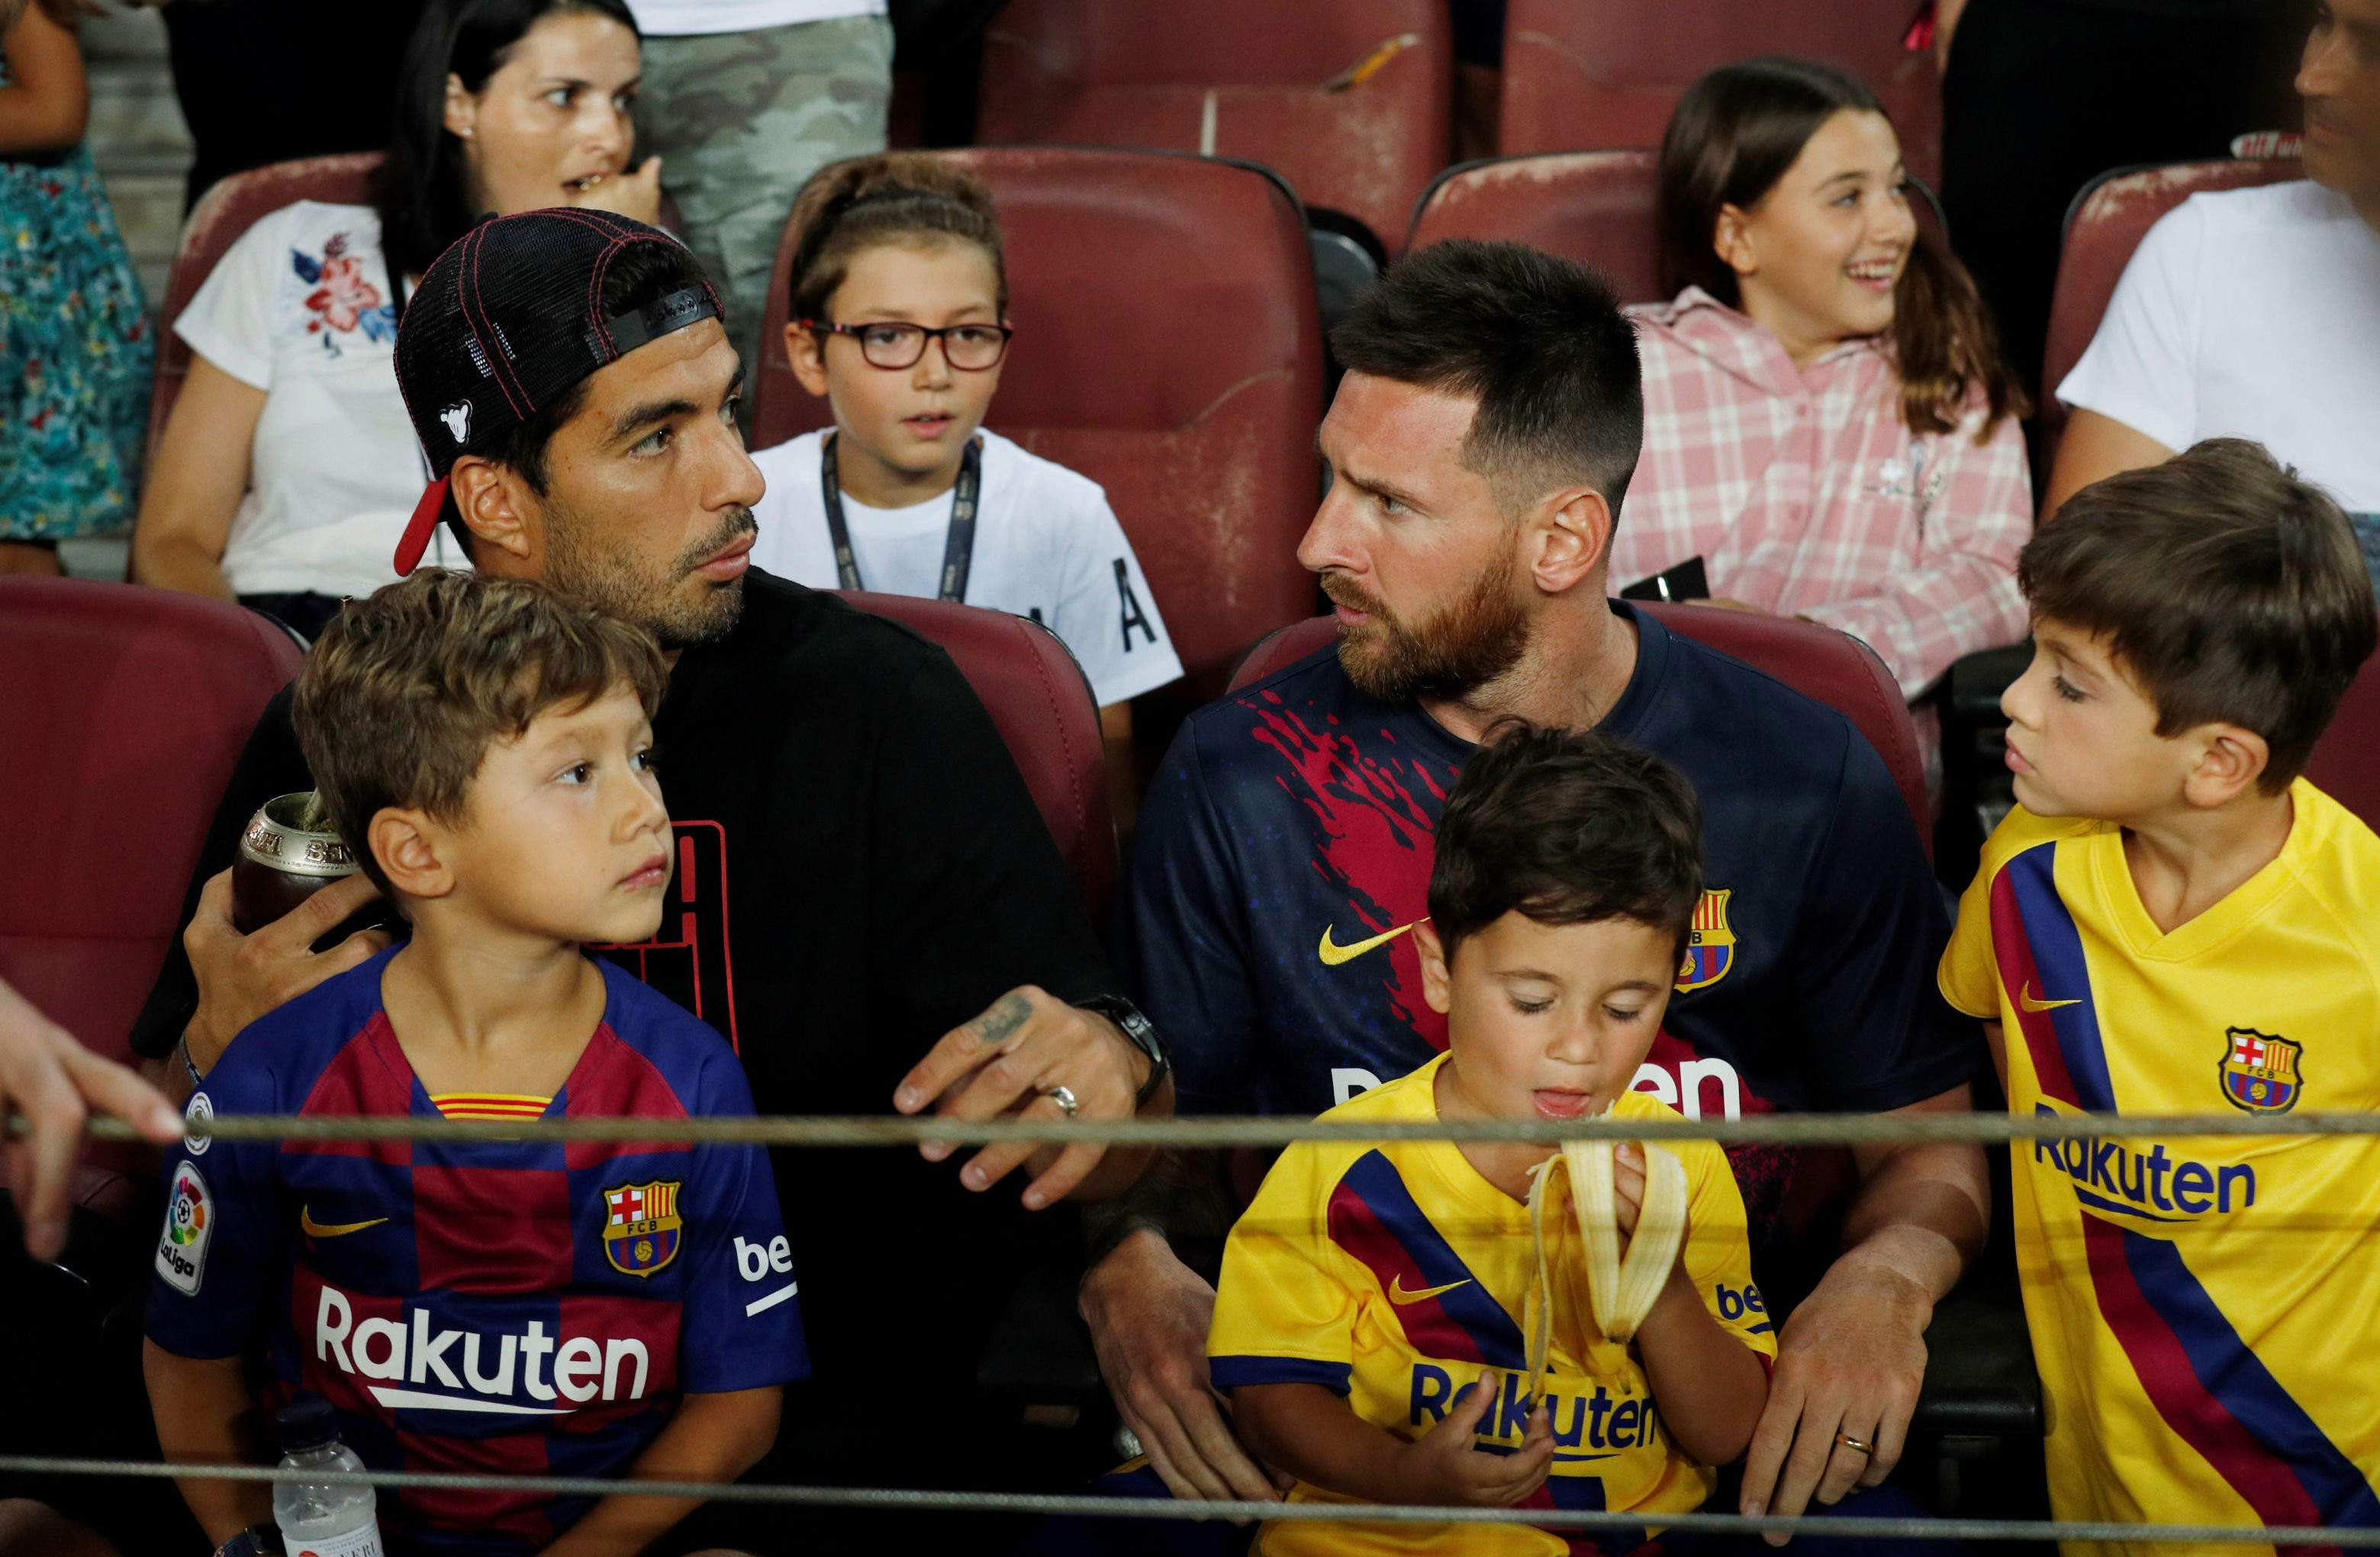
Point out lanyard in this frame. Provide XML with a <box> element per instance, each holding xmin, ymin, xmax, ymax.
<box><xmin>819</xmin><ymin>432</ymin><xmax>982</xmax><ymax>603</ymax></box>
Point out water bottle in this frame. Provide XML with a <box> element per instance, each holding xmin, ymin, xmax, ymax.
<box><xmin>272</xmin><ymin>1397</ymin><xmax>385</xmax><ymax>1557</ymax></box>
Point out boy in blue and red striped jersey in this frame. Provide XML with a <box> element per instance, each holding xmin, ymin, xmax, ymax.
<box><xmin>144</xmin><ymin>571</ymin><xmax>805</xmax><ymax>1557</ymax></box>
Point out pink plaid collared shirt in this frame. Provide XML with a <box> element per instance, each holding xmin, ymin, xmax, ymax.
<box><xmin>1615</xmin><ymin>289</ymin><xmax>2032</xmax><ymax>700</ymax></box>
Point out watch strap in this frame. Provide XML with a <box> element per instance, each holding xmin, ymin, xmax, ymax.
<box><xmin>1074</xmin><ymin>994</ymin><xmax>1169</xmax><ymax>1108</ymax></box>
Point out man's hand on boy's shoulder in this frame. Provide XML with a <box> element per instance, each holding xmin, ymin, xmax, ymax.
<box><xmin>894</xmin><ymin>985</ymin><xmax>1151</xmax><ymax>1209</ymax></box>
<box><xmin>180</xmin><ymin>869</ymin><xmax>393</xmax><ymax>1077</ymax></box>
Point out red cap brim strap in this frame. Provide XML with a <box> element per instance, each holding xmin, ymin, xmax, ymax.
<box><xmin>395</xmin><ymin>476</ymin><xmax>452</xmax><ymax>576</ymax></box>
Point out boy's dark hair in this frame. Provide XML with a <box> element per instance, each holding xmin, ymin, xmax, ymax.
<box><xmin>2021</xmin><ymin>439</ymin><xmax>2379</xmax><ymax>795</ymax></box>
<box><xmin>1330</xmin><ymin>240</ymin><xmax>1644</xmax><ymax>522</ymax></box>
<box><xmin>1428</xmin><ymin>724</ymin><xmax>1704</xmax><ymax>960</ymax></box>
<box><xmin>293</xmin><ymin>571</ymin><xmax>669</xmax><ymax>895</ymax></box>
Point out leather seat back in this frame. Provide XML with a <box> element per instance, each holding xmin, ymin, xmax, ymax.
<box><xmin>839</xmin><ymin>591</ymin><xmax>1116</xmax><ymax>918</ymax></box>
<box><xmin>759</xmin><ymin>148</ymin><xmax>1327</xmax><ymax>706</ymax></box>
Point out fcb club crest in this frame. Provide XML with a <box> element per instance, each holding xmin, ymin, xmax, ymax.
<box><xmin>602</xmin><ymin>1180</ymin><xmax>683</xmax><ymax>1278</ymax></box>
<box><xmin>1675</xmin><ymin>889</ymin><xmax>1735</xmax><ymax>993</ymax></box>
<box><xmin>2218</xmin><ymin>1029</ymin><xmax>2302</xmax><ymax>1114</ymax></box>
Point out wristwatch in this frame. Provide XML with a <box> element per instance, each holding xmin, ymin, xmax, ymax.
<box><xmin>214</xmin><ymin>1525</ymin><xmax>285</xmax><ymax>1557</ymax></box>
<box><xmin>1071</xmin><ymin>994</ymin><xmax>1170</xmax><ymax>1109</ymax></box>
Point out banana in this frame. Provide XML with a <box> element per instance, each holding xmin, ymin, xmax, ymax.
<box><xmin>1525</xmin><ymin>1136</ymin><xmax>1691</xmax><ymax>1394</ymax></box>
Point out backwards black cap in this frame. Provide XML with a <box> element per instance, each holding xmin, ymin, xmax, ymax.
<box><xmin>391</xmin><ymin>208</ymin><xmax>723</xmax><ymax>575</ymax></box>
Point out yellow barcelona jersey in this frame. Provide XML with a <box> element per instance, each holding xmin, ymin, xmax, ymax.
<box><xmin>1208</xmin><ymin>1055</ymin><xmax>1776</xmax><ymax>1556</ymax></box>
<box><xmin>1940</xmin><ymin>782</ymin><xmax>2380</xmax><ymax>1557</ymax></box>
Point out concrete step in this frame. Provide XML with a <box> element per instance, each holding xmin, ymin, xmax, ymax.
<box><xmin>74</xmin><ymin>7</ymin><xmax>191</xmax><ymax>310</ymax></box>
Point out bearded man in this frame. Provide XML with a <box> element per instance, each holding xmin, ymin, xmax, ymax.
<box><xmin>1089</xmin><ymin>241</ymin><xmax>1991</xmax><ymax>1539</ymax></box>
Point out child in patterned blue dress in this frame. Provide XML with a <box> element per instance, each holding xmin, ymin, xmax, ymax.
<box><xmin>0</xmin><ymin>0</ymin><xmax>153</xmax><ymax>575</ymax></box>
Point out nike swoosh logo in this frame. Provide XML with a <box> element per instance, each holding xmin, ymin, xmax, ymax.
<box><xmin>1317</xmin><ymin>920</ymin><xmax>1422</xmax><ymax>967</ymax></box>
<box><xmin>2019</xmin><ymin>983</ymin><xmax>2081</xmax><ymax>1013</ymax></box>
<box><xmin>1389</xmin><ymin>1275</ymin><xmax>1471</xmax><ymax>1305</ymax></box>
<box><xmin>301</xmin><ymin>1207</ymin><xmax>388</xmax><ymax>1239</ymax></box>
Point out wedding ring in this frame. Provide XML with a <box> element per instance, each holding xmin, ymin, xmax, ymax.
<box><xmin>1041</xmin><ymin>1084</ymin><xmax>1081</xmax><ymax>1118</ymax></box>
<box><xmin>1835</xmin><ymin>1431</ymin><xmax>1873</xmax><ymax>1455</ymax></box>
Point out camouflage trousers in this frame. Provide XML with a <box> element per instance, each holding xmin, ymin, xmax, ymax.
<box><xmin>638</xmin><ymin>14</ymin><xmax>894</xmax><ymax>424</ymax></box>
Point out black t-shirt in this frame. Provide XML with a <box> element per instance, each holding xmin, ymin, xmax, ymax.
<box><xmin>1122</xmin><ymin>604</ymin><xmax>1981</xmax><ymax>1281</ymax></box>
<box><xmin>134</xmin><ymin>572</ymin><xmax>1122</xmax><ymax>1439</ymax></box>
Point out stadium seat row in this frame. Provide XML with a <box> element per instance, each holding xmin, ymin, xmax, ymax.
<box><xmin>140</xmin><ymin>146</ymin><xmax>2380</xmax><ymax>762</ymax></box>
<box><xmin>973</xmin><ymin>0</ymin><xmax>1940</xmax><ymax>253</ymax></box>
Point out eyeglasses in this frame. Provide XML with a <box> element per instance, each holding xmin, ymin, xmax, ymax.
<box><xmin>800</xmin><ymin>318</ymin><xmax>1013</xmax><ymax>371</ymax></box>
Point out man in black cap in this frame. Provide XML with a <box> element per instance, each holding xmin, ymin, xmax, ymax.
<box><xmin>122</xmin><ymin>211</ymin><xmax>1168</xmax><ymax>1549</ymax></box>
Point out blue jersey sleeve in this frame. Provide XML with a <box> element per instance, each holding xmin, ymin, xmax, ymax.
<box><xmin>676</xmin><ymin>1053</ymin><xmax>807</xmax><ymax>1394</ymax></box>
<box><xmin>143</xmin><ymin>1049</ymin><xmax>288</xmax><ymax>1359</ymax></box>
<box><xmin>1119</xmin><ymin>723</ymin><xmax>1262</xmax><ymax>1114</ymax></box>
<box><xmin>1792</xmin><ymin>732</ymin><xmax>1985</xmax><ymax>1111</ymax></box>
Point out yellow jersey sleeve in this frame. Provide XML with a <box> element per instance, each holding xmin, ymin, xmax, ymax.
<box><xmin>1940</xmin><ymin>805</ymin><xmax>2097</xmax><ymax>1020</ymax></box>
<box><xmin>1209</xmin><ymin>1143</ymin><xmax>1364</xmax><ymax>1395</ymax></box>
<box><xmin>1676</xmin><ymin>1134</ymin><xmax>1777</xmax><ymax>1363</ymax></box>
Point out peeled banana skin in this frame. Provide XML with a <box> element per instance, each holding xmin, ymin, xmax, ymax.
<box><xmin>1525</xmin><ymin>1137</ymin><xmax>1691</xmax><ymax>1397</ymax></box>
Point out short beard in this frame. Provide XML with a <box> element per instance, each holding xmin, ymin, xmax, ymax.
<box><xmin>544</xmin><ymin>501</ymin><xmax>756</xmax><ymax>650</ymax></box>
<box><xmin>1324</xmin><ymin>549</ymin><xmax>1529</xmax><ymax>704</ymax></box>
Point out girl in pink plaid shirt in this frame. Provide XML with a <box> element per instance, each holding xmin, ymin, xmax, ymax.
<box><xmin>1615</xmin><ymin>58</ymin><xmax>2032</xmax><ymax>706</ymax></box>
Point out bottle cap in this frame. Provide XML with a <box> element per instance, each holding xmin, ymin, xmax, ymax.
<box><xmin>276</xmin><ymin>1396</ymin><xmax>339</xmax><ymax>1454</ymax></box>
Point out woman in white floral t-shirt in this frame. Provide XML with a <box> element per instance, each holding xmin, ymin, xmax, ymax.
<box><xmin>132</xmin><ymin>0</ymin><xmax>661</xmax><ymax>640</ymax></box>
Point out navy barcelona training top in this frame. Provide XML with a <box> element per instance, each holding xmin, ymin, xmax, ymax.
<box><xmin>145</xmin><ymin>949</ymin><xmax>807</xmax><ymax>1556</ymax></box>
<box><xmin>1121</xmin><ymin>602</ymin><xmax>1980</xmax><ymax>1262</ymax></box>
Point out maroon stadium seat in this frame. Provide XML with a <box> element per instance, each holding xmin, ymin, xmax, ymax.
<box><xmin>1498</xmin><ymin>0</ymin><xmax>1941</xmax><ymax>187</ymax></box>
<box><xmin>974</xmin><ymin>0</ymin><xmax>1451</xmax><ymax>253</ymax></box>
<box><xmin>760</xmin><ymin>148</ymin><xmax>1325</xmax><ymax>707</ymax></box>
<box><xmin>2039</xmin><ymin>156</ymin><xmax>2302</xmax><ymax>462</ymax></box>
<box><xmin>147</xmin><ymin>151</ymin><xmax>384</xmax><ymax>472</ymax></box>
<box><xmin>1408</xmin><ymin>150</ymin><xmax>1667</xmax><ymax>302</ymax></box>
<box><xmin>1232</xmin><ymin>604</ymin><xmax>1931</xmax><ymax>856</ymax></box>
<box><xmin>0</xmin><ymin>579</ymin><xmax>301</xmax><ymax>1189</ymax></box>
<box><xmin>2306</xmin><ymin>661</ymin><xmax>2380</xmax><ymax>833</ymax></box>
<box><xmin>839</xmin><ymin>592</ymin><xmax>1116</xmax><ymax>919</ymax></box>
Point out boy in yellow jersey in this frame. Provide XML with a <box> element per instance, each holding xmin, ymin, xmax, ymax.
<box><xmin>1940</xmin><ymin>440</ymin><xmax>2380</xmax><ymax>1555</ymax></box>
<box><xmin>1209</xmin><ymin>726</ymin><xmax>1775</xmax><ymax>1555</ymax></box>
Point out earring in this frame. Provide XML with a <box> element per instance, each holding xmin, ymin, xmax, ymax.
<box><xmin>459</xmin><ymin>127</ymin><xmax>474</xmax><ymax>139</ymax></box>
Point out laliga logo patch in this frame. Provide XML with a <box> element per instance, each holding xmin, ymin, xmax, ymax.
<box><xmin>439</xmin><ymin>399</ymin><xmax>472</xmax><ymax>446</ymax></box>
<box><xmin>601</xmin><ymin>1179</ymin><xmax>683</xmax><ymax>1278</ymax></box>
<box><xmin>1674</xmin><ymin>888</ymin><xmax>1735</xmax><ymax>993</ymax></box>
<box><xmin>2218</xmin><ymin>1027</ymin><xmax>2301</xmax><ymax>1114</ymax></box>
<box><xmin>155</xmin><ymin>1162</ymin><xmax>214</xmax><ymax>1295</ymax></box>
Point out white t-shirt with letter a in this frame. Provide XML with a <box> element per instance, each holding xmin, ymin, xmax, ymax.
<box><xmin>749</xmin><ymin>427</ymin><xmax>1185</xmax><ymax>708</ymax></box>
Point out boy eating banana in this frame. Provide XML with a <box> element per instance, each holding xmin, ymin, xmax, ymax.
<box><xmin>1207</xmin><ymin>726</ymin><xmax>1775</xmax><ymax>1554</ymax></box>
